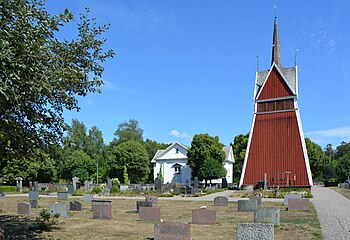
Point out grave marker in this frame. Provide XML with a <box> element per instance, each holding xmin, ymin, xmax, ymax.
<box><xmin>29</xmin><ymin>190</ymin><xmax>39</xmax><ymax>200</ymax></box>
<box><xmin>15</xmin><ymin>177</ymin><xmax>23</xmax><ymax>192</ymax></box>
<box><xmin>120</xmin><ymin>185</ymin><xmax>128</xmax><ymax>192</ymax></box>
<box><xmin>139</xmin><ymin>207</ymin><xmax>160</xmax><ymax>222</ymax></box>
<box><xmin>136</xmin><ymin>201</ymin><xmax>152</xmax><ymax>213</ymax></box>
<box><xmin>57</xmin><ymin>192</ymin><xmax>69</xmax><ymax>200</ymax></box>
<box><xmin>288</xmin><ymin>198</ymin><xmax>309</xmax><ymax>210</ymax></box>
<box><xmin>67</xmin><ymin>184</ymin><xmax>74</xmax><ymax>194</ymax></box>
<box><xmin>0</xmin><ymin>192</ymin><xmax>5</xmax><ymax>200</ymax></box>
<box><xmin>50</xmin><ymin>203</ymin><xmax>69</xmax><ymax>217</ymax></box>
<box><xmin>238</xmin><ymin>199</ymin><xmax>258</xmax><ymax>212</ymax></box>
<box><xmin>72</xmin><ymin>177</ymin><xmax>79</xmax><ymax>190</ymax></box>
<box><xmin>145</xmin><ymin>195</ymin><xmax>158</xmax><ymax>203</ymax></box>
<box><xmin>254</xmin><ymin>209</ymin><xmax>280</xmax><ymax>225</ymax></box>
<box><xmin>83</xmin><ymin>194</ymin><xmax>94</xmax><ymax>202</ymax></box>
<box><xmin>17</xmin><ymin>202</ymin><xmax>31</xmax><ymax>215</ymax></box>
<box><xmin>154</xmin><ymin>221</ymin><xmax>191</xmax><ymax>240</ymax></box>
<box><xmin>30</xmin><ymin>199</ymin><xmax>38</xmax><ymax>208</ymax></box>
<box><xmin>214</xmin><ymin>196</ymin><xmax>228</xmax><ymax>206</ymax></box>
<box><xmin>92</xmin><ymin>200</ymin><xmax>112</xmax><ymax>220</ymax></box>
<box><xmin>107</xmin><ymin>179</ymin><xmax>112</xmax><ymax>190</ymax></box>
<box><xmin>192</xmin><ymin>208</ymin><xmax>216</xmax><ymax>225</ymax></box>
<box><xmin>70</xmin><ymin>200</ymin><xmax>82</xmax><ymax>211</ymax></box>
<box><xmin>284</xmin><ymin>194</ymin><xmax>301</xmax><ymax>205</ymax></box>
<box><xmin>237</xmin><ymin>223</ymin><xmax>274</xmax><ymax>240</ymax></box>
<box><xmin>194</xmin><ymin>177</ymin><xmax>199</xmax><ymax>188</ymax></box>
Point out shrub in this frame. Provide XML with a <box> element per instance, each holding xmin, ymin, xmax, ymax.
<box><xmin>91</xmin><ymin>186</ymin><xmax>102</xmax><ymax>194</ymax></box>
<box><xmin>72</xmin><ymin>189</ymin><xmax>83</xmax><ymax>196</ymax></box>
<box><xmin>111</xmin><ymin>185</ymin><xmax>120</xmax><ymax>194</ymax></box>
<box><xmin>36</xmin><ymin>209</ymin><xmax>60</xmax><ymax>231</ymax></box>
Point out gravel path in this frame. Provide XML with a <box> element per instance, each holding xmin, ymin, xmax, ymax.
<box><xmin>312</xmin><ymin>186</ymin><xmax>350</xmax><ymax>240</ymax></box>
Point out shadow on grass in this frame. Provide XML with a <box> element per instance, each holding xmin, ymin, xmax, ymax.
<box><xmin>0</xmin><ymin>215</ymin><xmax>59</xmax><ymax>240</ymax></box>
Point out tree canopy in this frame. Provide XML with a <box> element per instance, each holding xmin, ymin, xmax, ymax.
<box><xmin>231</xmin><ymin>132</ymin><xmax>249</xmax><ymax>183</ymax></box>
<box><xmin>114</xmin><ymin>119</ymin><xmax>143</xmax><ymax>144</ymax></box>
<box><xmin>0</xmin><ymin>0</ymin><xmax>114</xmax><ymax>163</ymax></box>
<box><xmin>305</xmin><ymin>138</ymin><xmax>328</xmax><ymax>181</ymax></box>
<box><xmin>112</xmin><ymin>141</ymin><xmax>150</xmax><ymax>183</ymax></box>
<box><xmin>187</xmin><ymin>133</ymin><xmax>225</xmax><ymax>181</ymax></box>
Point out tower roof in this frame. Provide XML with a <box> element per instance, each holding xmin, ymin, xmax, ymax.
<box><xmin>271</xmin><ymin>17</ymin><xmax>282</xmax><ymax>68</ymax></box>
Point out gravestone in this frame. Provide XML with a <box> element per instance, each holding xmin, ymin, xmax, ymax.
<box><xmin>222</xmin><ymin>178</ymin><xmax>228</xmax><ymax>188</ymax></box>
<box><xmin>16</xmin><ymin>177</ymin><xmax>23</xmax><ymax>192</ymax></box>
<box><xmin>72</xmin><ymin>177</ymin><xmax>79</xmax><ymax>190</ymax></box>
<box><xmin>120</xmin><ymin>185</ymin><xmax>128</xmax><ymax>192</ymax></box>
<box><xmin>192</xmin><ymin>187</ymin><xmax>199</xmax><ymax>194</ymax></box>
<box><xmin>29</xmin><ymin>181</ymin><xmax>33</xmax><ymax>190</ymax></box>
<box><xmin>253</xmin><ymin>189</ymin><xmax>263</xmax><ymax>197</ymax></box>
<box><xmin>49</xmin><ymin>203</ymin><xmax>68</xmax><ymax>217</ymax></box>
<box><xmin>0</xmin><ymin>192</ymin><xmax>5</xmax><ymax>200</ymax></box>
<box><xmin>30</xmin><ymin>199</ymin><xmax>38</xmax><ymax>208</ymax></box>
<box><xmin>249</xmin><ymin>196</ymin><xmax>262</xmax><ymax>206</ymax></box>
<box><xmin>139</xmin><ymin>207</ymin><xmax>160</xmax><ymax>222</ymax></box>
<box><xmin>174</xmin><ymin>187</ymin><xmax>181</xmax><ymax>195</ymax></box>
<box><xmin>184</xmin><ymin>187</ymin><xmax>192</xmax><ymax>195</ymax></box>
<box><xmin>107</xmin><ymin>179</ymin><xmax>112</xmax><ymax>190</ymax></box>
<box><xmin>284</xmin><ymin>194</ymin><xmax>301</xmax><ymax>205</ymax></box>
<box><xmin>254</xmin><ymin>209</ymin><xmax>280</xmax><ymax>225</ymax></box>
<box><xmin>67</xmin><ymin>184</ymin><xmax>74</xmax><ymax>194</ymax></box>
<box><xmin>29</xmin><ymin>190</ymin><xmax>39</xmax><ymax>200</ymax></box>
<box><xmin>70</xmin><ymin>200</ymin><xmax>82</xmax><ymax>211</ymax></box>
<box><xmin>192</xmin><ymin>208</ymin><xmax>216</xmax><ymax>225</ymax></box>
<box><xmin>33</xmin><ymin>181</ymin><xmax>38</xmax><ymax>191</ymax></box>
<box><xmin>84</xmin><ymin>180</ymin><xmax>93</xmax><ymax>192</ymax></box>
<box><xmin>92</xmin><ymin>200</ymin><xmax>112</xmax><ymax>220</ymax></box>
<box><xmin>136</xmin><ymin>201</ymin><xmax>152</xmax><ymax>213</ymax></box>
<box><xmin>154</xmin><ymin>221</ymin><xmax>191</xmax><ymax>240</ymax></box>
<box><xmin>83</xmin><ymin>194</ymin><xmax>94</xmax><ymax>202</ymax></box>
<box><xmin>155</xmin><ymin>178</ymin><xmax>162</xmax><ymax>194</ymax></box>
<box><xmin>145</xmin><ymin>195</ymin><xmax>158</xmax><ymax>203</ymax></box>
<box><xmin>194</xmin><ymin>177</ymin><xmax>199</xmax><ymax>188</ymax></box>
<box><xmin>17</xmin><ymin>202</ymin><xmax>31</xmax><ymax>215</ymax></box>
<box><xmin>238</xmin><ymin>199</ymin><xmax>258</xmax><ymax>212</ymax></box>
<box><xmin>57</xmin><ymin>192</ymin><xmax>69</xmax><ymax>200</ymax></box>
<box><xmin>214</xmin><ymin>196</ymin><xmax>228</xmax><ymax>206</ymax></box>
<box><xmin>288</xmin><ymin>198</ymin><xmax>309</xmax><ymax>210</ymax></box>
<box><xmin>237</xmin><ymin>223</ymin><xmax>274</xmax><ymax>240</ymax></box>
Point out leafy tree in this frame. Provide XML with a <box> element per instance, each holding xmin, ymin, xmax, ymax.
<box><xmin>335</xmin><ymin>154</ymin><xmax>350</xmax><ymax>182</ymax></box>
<box><xmin>0</xmin><ymin>0</ymin><xmax>114</xmax><ymax>163</ymax></box>
<box><xmin>63</xmin><ymin>119</ymin><xmax>88</xmax><ymax>151</ymax></box>
<box><xmin>86</xmin><ymin>126</ymin><xmax>105</xmax><ymax>158</ymax></box>
<box><xmin>158</xmin><ymin>164</ymin><xmax>164</xmax><ymax>184</ymax></box>
<box><xmin>231</xmin><ymin>132</ymin><xmax>249</xmax><ymax>183</ymax></box>
<box><xmin>305</xmin><ymin>138</ymin><xmax>328</xmax><ymax>181</ymax></box>
<box><xmin>112</xmin><ymin>141</ymin><xmax>149</xmax><ymax>183</ymax></box>
<box><xmin>114</xmin><ymin>119</ymin><xmax>143</xmax><ymax>144</ymax></box>
<box><xmin>324</xmin><ymin>143</ymin><xmax>335</xmax><ymax>164</ymax></box>
<box><xmin>60</xmin><ymin>149</ymin><xmax>95</xmax><ymax>181</ymax></box>
<box><xmin>199</xmin><ymin>158</ymin><xmax>227</xmax><ymax>185</ymax></box>
<box><xmin>187</xmin><ymin>133</ymin><xmax>225</xmax><ymax>181</ymax></box>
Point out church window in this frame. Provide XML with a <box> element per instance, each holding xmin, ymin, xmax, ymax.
<box><xmin>175</xmin><ymin>148</ymin><xmax>179</xmax><ymax>154</ymax></box>
<box><xmin>258</xmin><ymin>102</ymin><xmax>266</xmax><ymax>112</ymax></box>
<box><xmin>285</xmin><ymin>99</ymin><xmax>293</xmax><ymax>109</ymax></box>
<box><xmin>172</xmin><ymin>163</ymin><xmax>182</xmax><ymax>174</ymax></box>
<box><xmin>267</xmin><ymin>101</ymin><xmax>275</xmax><ymax>111</ymax></box>
<box><xmin>276</xmin><ymin>100</ymin><xmax>284</xmax><ymax>110</ymax></box>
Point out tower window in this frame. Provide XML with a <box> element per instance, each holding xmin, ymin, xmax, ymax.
<box><xmin>175</xmin><ymin>148</ymin><xmax>179</xmax><ymax>154</ymax></box>
<box><xmin>276</xmin><ymin>100</ymin><xmax>284</xmax><ymax>110</ymax></box>
<box><xmin>172</xmin><ymin>163</ymin><xmax>182</xmax><ymax>174</ymax></box>
<box><xmin>258</xmin><ymin>102</ymin><xmax>266</xmax><ymax>112</ymax></box>
<box><xmin>267</xmin><ymin>102</ymin><xmax>275</xmax><ymax>111</ymax></box>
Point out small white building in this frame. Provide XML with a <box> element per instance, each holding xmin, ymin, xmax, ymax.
<box><xmin>151</xmin><ymin>142</ymin><xmax>234</xmax><ymax>184</ymax></box>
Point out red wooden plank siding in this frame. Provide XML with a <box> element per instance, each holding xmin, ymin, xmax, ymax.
<box><xmin>243</xmin><ymin>111</ymin><xmax>310</xmax><ymax>187</ymax></box>
<box><xmin>258</xmin><ymin>68</ymin><xmax>293</xmax><ymax>100</ymax></box>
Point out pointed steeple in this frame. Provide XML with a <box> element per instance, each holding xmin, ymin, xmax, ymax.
<box><xmin>271</xmin><ymin>17</ymin><xmax>282</xmax><ymax>68</ymax></box>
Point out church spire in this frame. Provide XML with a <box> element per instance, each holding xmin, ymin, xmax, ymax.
<box><xmin>271</xmin><ymin>17</ymin><xmax>282</xmax><ymax>68</ymax></box>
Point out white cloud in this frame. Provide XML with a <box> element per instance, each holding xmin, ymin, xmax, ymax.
<box><xmin>169</xmin><ymin>130</ymin><xmax>191</xmax><ymax>138</ymax></box>
<box><xmin>305</xmin><ymin>126</ymin><xmax>350</xmax><ymax>138</ymax></box>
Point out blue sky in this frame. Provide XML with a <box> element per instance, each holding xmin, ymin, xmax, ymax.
<box><xmin>46</xmin><ymin>0</ymin><xmax>350</xmax><ymax>149</ymax></box>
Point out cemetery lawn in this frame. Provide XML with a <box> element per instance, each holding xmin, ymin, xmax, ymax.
<box><xmin>0</xmin><ymin>196</ymin><xmax>323</xmax><ymax>240</ymax></box>
<box><xmin>329</xmin><ymin>187</ymin><xmax>350</xmax><ymax>201</ymax></box>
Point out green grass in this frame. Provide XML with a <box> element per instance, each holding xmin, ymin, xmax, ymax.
<box><xmin>0</xmin><ymin>186</ymin><xmax>16</xmax><ymax>192</ymax></box>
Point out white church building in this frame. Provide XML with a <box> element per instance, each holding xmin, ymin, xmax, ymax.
<box><xmin>151</xmin><ymin>142</ymin><xmax>234</xmax><ymax>185</ymax></box>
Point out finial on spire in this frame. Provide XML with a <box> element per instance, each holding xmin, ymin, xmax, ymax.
<box><xmin>274</xmin><ymin>1</ymin><xmax>277</xmax><ymax>18</ymax></box>
<box><xmin>271</xmin><ymin>16</ymin><xmax>282</xmax><ymax>68</ymax></box>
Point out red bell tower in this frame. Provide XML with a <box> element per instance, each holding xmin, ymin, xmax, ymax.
<box><xmin>239</xmin><ymin>18</ymin><xmax>313</xmax><ymax>188</ymax></box>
